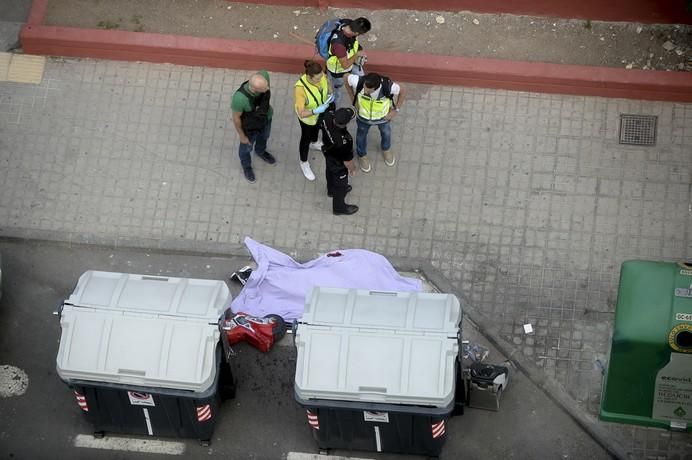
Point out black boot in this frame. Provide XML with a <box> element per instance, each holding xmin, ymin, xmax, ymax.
<box><xmin>333</xmin><ymin>205</ymin><xmax>359</xmax><ymax>215</ymax></box>
<box><xmin>243</xmin><ymin>167</ymin><xmax>256</xmax><ymax>183</ymax></box>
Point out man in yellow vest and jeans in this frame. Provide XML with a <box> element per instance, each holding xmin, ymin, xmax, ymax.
<box><xmin>325</xmin><ymin>18</ymin><xmax>371</xmax><ymax>106</ymax></box>
<box><xmin>345</xmin><ymin>72</ymin><xmax>406</xmax><ymax>172</ymax></box>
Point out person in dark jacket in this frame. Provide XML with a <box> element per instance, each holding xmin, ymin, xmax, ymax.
<box><xmin>231</xmin><ymin>71</ymin><xmax>276</xmax><ymax>183</ymax></box>
<box><xmin>319</xmin><ymin>107</ymin><xmax>359</xmax><ymax>215</ymax></box>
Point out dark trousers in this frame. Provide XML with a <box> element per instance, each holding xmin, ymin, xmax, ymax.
<box><xmin>325</xmin><ymin>155</ymin><xmax>349</xmax><ymax>212</ymax></box>
<box><xmin>298</xmin><ymin>120</ymin><xmax>319</xmax><ymax>162</ymax></box>
<box><xmin>238</xmin><ymin>119</ymin><xmax>271</xmax><ymax>169</ymax></box>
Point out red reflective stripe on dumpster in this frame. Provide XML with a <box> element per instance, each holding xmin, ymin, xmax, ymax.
<box><xmin>431</xmin><ymin>420</ymin><xmax>446</xmax><ymax>438</ymax></box>
<box><xmin>196</xmin><ymin>404</ymin><xmax>212</xmax><ymax>422</ymax></box>
<box><xmin>306</xmin><ymin>410</ymin><xmax>319</xmax><ymax>430</ymax></box>
<box><xmin>74</xmin><ymin>390</ymin><xmax>89</xmax><ymax>412</ymax></box>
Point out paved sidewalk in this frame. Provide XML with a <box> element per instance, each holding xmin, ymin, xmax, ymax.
<box><xmin>0</xmin><ymin>57</ymin><xmax>691</xmax><ymax>458</ymax></box>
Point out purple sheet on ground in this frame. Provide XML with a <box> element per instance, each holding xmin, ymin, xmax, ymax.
<box><xmin>230</xmin><ymin>237</ymin><xmax>422</xmax><ymax>321</ymax></box>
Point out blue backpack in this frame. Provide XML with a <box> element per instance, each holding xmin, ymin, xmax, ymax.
<box><xmin>314</xmin><ymin>19</ymin><xmax>343</xmax><ymax>59</ymax></box>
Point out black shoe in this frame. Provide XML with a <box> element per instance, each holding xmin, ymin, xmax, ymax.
<box><xmin>328</xmin><ymin>185</ymin><xmax>352</xmax><ymax>198</ymax></box>
<box><xmin>333</xmin><ymin>204</ymin><xmax>359</xmax><ymax>215</ymax></box>
<box><xmin>230</xmin><ymin>266</ymin><xmax>253</xmax><ymax>285</ymax></box>
<box><xmin>256</xmin><ymin>151</ymin><xmax>276</xmax><ymax>165</ymax></box>
<box><xmin>243</xmin><ymin>167</ymin><xmax>256</xmax><ymax>183</ymax></box>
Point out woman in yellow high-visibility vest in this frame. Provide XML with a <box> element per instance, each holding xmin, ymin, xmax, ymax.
<box><xmin>294</xmin><ymin>60</ymin><xmax>334</xmax><ymax>181</ymax></box>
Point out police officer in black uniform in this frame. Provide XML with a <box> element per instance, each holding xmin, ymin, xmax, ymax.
<box><xmin>319</xmin><ymin>107</ymin><xmax>359</xmax><ymax>215</ymax></box>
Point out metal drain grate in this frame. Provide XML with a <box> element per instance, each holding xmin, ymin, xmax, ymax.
<box><xmin>619</xmin><ymin>114</ymin><xmax>657</xmax><ymax>146</ymax></box>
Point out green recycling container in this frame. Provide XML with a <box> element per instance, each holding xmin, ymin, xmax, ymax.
<box><xmin>600</xmin><ymin>260</ymin><xmax>692</xmax><ymax>431</ymax></box>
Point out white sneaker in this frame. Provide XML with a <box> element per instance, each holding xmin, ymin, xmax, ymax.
<box><xmin>309</xmin><ymin>141</ymin><xmax>323</xmax><ymax>151</ymax></box>
<box><xmin>300</xmin><ymin>161</ymin><xmax>316</xmax><ymax>181</ymax></box>
<box><xmin>359</xmin><ymin>155</ymin><xmax>371</xmax><ymax>173</ymax></box>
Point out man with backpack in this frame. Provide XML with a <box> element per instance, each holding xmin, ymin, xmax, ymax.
<box><xmin>345</xmin><ymin>72</ymin><xmax>406</xmax><ymax>172</ymax></box>
<box><xmin>316</xmin><ymin>17</ymin><xmax>371</xmax><ymax>105</ymax></box>
<box><xmin>231</xmin><ymin>71</ymin><xmax>276</xmax><ymax>183</ymax></box>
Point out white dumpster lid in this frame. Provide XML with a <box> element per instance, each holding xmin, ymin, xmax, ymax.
<box><xmin>300</xmin><ymin>288</ymin><xmax>461</xmax><ymax>335</ymax></box>
<box><xmin>56</xmin><ymin>271</ymin><xmax>230</xmax><ymax>391</ymax></box>
<box><xmin>295</xmin><ymin>288</ymin><xmax>461</xmax><ymax>407</ymax></box>
<box><xmin>65</xmin><ymin>270</ymin><xmax>230</xmax><ymax>321</ymax></box>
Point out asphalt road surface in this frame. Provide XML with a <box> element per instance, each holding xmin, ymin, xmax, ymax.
<box><xmin>0</xmin><ymin>239</ymin><xmax>610</xmax><ymax>460</ymax></box>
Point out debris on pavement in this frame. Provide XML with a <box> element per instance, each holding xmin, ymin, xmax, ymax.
<box><xmin>463</xmin><ymin>341</ymin><xmax>490</xmax><ymax>362</ymax></box>
<box><xmin>42</xmin><ymin>1</ymin><xmax>692</xmax><ymax>72</ymax></box>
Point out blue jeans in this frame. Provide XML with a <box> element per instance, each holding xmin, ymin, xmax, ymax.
<box><xmin>327</xmin><ymin>72</ymin><xmax>344</xmax><ymax>107</ymax></box>
<box><xmin>238</xmin><ymin>119</ymin><xmax>272</xmax><ymax>169</ymax></box>
<box><xmin>356</xmin><ymin>118</ymin><xmax>391</xmax><ymax>157</ymax></box>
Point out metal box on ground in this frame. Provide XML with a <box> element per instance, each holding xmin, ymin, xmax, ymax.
<box><xmin>56</xmin><ymin>271</ymin><xmax>234</xmax><ymax>444</ymax></box>
<box><xmin>600</xmin><ymin>260</ymin><xmax>692</xmax><ymax>432</ymax></box>
<box><xmin>466</xmin><ymin>362</ymin><xmax>509</xmax><ymax>411</ymax></box>
<box><xmin>294</xmin><ymin>288</ymin><xmax>463</xmax><ymax>458</ymax></box>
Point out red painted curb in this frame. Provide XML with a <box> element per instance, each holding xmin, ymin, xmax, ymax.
<box><xmin>20</xmin><ymin>25</ymin><xmax>310</xmax><ymax>74</ymax></box>
<box><xmin>227</xmin><ymin>0</ymin><xmax>692</xmax><ymax>24</ymax></box>
<box><xmin>20</xmin><ymin>24</ymin><xmax>692</xmax><ymax>102</ymax></box>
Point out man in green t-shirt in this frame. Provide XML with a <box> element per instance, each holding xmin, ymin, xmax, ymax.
<box><xmin>231</xmin><ymin>71</ymin><xmax>276</xmax><ymax>183</ymax></box>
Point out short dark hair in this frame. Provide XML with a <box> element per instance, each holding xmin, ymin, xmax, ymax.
<box><xmin>350</xmin><ymin>17</ymin><xmax>371</xmax><ymax>34</ymax></box>
<box><xmin>303</xmin><ymin>60</ymin><xmax>323</xmax><ymax>77</ymax></box>
<box><xmin>363</xmin><ymin>73</ymin><xmax>381</xmax><ymax>89</ymax></box>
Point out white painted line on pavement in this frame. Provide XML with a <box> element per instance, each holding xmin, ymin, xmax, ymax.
<box><xmin>73</xmin><ymin>434</ymin><xmax>185</xmax><ymax>455</ymax></box>
<box><xmin>287</xmin><ymin>452</ymin><xmax>374</xmax><ymax>460</ymax></box>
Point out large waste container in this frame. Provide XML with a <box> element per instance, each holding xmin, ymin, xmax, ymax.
<box><xmin>56</xmin><ymin>270</ymin><xmax>235</xmax><ymax>444</ymax></box>
<box><xmin>294</xmin><ymin>287</ymin><xmax>463</xmax><ymax>458</ymax></box>
<box><xmin>600</xmin><ymin>260</ymin><xmax>692</xmax><ymax>432</ymax></box>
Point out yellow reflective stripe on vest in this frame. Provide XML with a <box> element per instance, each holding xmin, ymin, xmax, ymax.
<box><xmin>357</xmin><ymin>93</ymin><xmax>392</xmax><ymax>121</ymax></box>
<box><xmin>326</xmin><ymin>38</ymin><xmax>359</xmax><ymax>74</ymax></box>
<box><xmin>295</xmin><ymin>75</ymin><xmax>328</xmax><ymax>126</ymax></box>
